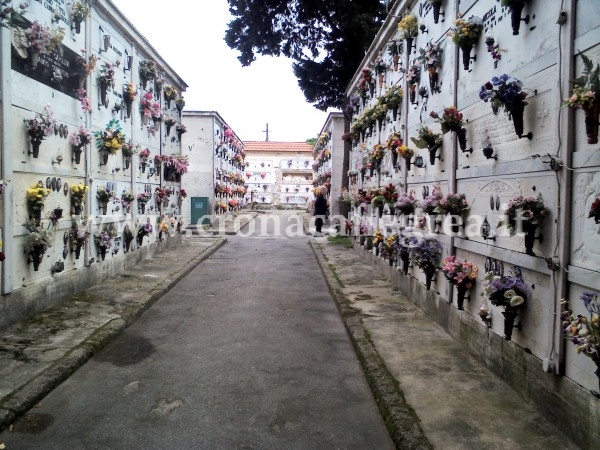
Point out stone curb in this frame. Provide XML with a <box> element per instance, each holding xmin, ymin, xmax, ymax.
<box><xmin>0</xmin><ymin>237</ymin><xmax>226</xmax><ymax>433</ymax></box>
<box><xmin>309</xmin><ymin>238</ymin><xmax>433</xmax><ymax>450</ymax></box>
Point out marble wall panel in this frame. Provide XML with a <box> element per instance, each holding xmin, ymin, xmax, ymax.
<box><xmin>571</xmin><ymin>170</ymin><xmax>600</xmax><ymax>272</ymax></box>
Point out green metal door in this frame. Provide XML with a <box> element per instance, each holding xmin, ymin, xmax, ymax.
<box><xmin>191</xmin><ymin>197</ymin><xmax>210</xmax><ymax>225</ymax></box>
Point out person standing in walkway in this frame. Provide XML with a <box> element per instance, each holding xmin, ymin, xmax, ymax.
<box><xmin>314</xmin><ymin>186</ymin><xmax>328</xmax><ymax>236</ymax></box>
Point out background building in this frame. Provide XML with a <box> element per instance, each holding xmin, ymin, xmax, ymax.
<box><xmin>244</xmin><ymin>142</ymin><xmax>313</xmax><ymax>208</ymax></box>
<box><xmin>181</xmin><ymin>111</ymin><xmax>245</xmax><ymax>227</ymax></box>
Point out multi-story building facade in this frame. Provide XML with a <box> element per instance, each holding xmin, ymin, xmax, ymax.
<box><xmin>244</xmin><ymin>142</ymin><xmax>313</xmax><ymax>208</ymax></box>
<box><xmin>181</xmin><ymin>111</ymin><xmax>245</xmax><ymax>227</ymax></box>
<box><xmin>323</xmin><ymin>0</ymin><xmax>600</xmax><ymax>447</ymax></box>
<box><xmin>0</xmin><ymin>1</ymin><xmax>187</xmax><ymax>329</ymax></box>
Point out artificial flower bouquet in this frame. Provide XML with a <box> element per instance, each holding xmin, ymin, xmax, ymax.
<box><xmin>563</xmin><ymin>54</ymin><xmax>599</xmax><ymax>110</ymax></box>
<box><xmin>137</xmin><ymin>192</ymin><xmax>151</xmax><ymax>205</ymax></box>
<box><xmin>94</xmin><ymin>119</ymin><xmax>126</xmax><ymax>154</ymax></box>
<box><xmin>70</xmin><ymin>183</ymin><xmax>89</xmax><ymax>200</ymax></box>
<box><xmin>139</xmin><ymin>148</ymin><xmax>151</xmax><ymax>159</ymax></box>
<box><xmin>410</xmin><ymin>237</ymin><xmax>442</xmax><ymax>290</ymax></box>
<box><xmin>442</xmin><ymin>256</ymin><xmax>478</xmax><ymax>309</ymax></box>
<box><xmin>386</xmin><ymin>131</ymin><xmax>402</xmax><ymax>152</ymax></box>
<box><xmin>121</xmin><ymin>191</ymin><xmax>135</xmax><ymax>209</ymax></box>
<box><xmin>69</xmin><ymin>221</ymin><xmax>90</xmax><ymax>257</ymax></box>
<box><xmin>98</xmin><ymin>62</ymin><xmax>115</xmax><ymax>86</ymax></box>
<box><xmin>420</xmin><ymin>187</ymin><xmax>443</xmax><ymax>215</ymax></box>
<box><xmin>397</xmin><ymin>145</ymin><xmax>414</xmax><ymax>159</ymax></box>
<box><xmin>479</xmin><ymin>74</ymin><xmax>528</xmax><ymax>114</ymax></box>
<box><xmin>26</xmin><ymin>104</ymin><xmax>56</xmax><ymax>143</ymax></box>
<box><xmin>71</xmin><ymin>1</ymin><xmax>91</xmax><ymax>21</ymax></box>
<box><xmin>563</xmin><ymin>53</ymin><xmax>600</xmax><ymax>144</ymax></box>
<box><xmin>411</xmin><ymin>125</ymin><xmax>443</xmax><ymax>150</ymax></box>
<box><xmin>417</xmin><ymin>41</ymin><xmax>443</xmax><ymax>92</ymax></box>
<box><xmin>430</xmin><ymin>107</ymin><xmax>464</xmax><ymax>133</ymax></box>
<box><xmin>561</xmin><ymin>292</ymin><xmax>600</xmax><ymax>388</ymax></box>
<box><xmin>26</xmin><ymin>182</ymin><xmax>51</xmax><ymax>218</ymax></box>
<box><xmin>398</xmin><ymin>13</ymin><xmax>418</xmax><ymax>40</ymax></box>
<box><xmin>382</xmin><ymin>85</ymin><xmax>403</xmax><ymax>112</ymax></box>
<box><xmin>449</xmin><ymin>16</ymin><xmax>482</xmax><ymax>48</ymax></box>
<box><xmin>381</xmin><ymin>183</ymin><xmax>398</xmax><ymax>205</ymax></box>
<box><xmin>482</xmin><ymin>267</ymin><xmax>528</xmax><ymax>340</ymax></box>
<box><xmin>498</xmin><ymin>194</ymin><xmax>549</xmax><ymax>236</ymax></box>
<box><xmin>139</xmin><ymin>59</ymin><xmax>157</xmax><ymax>83</ymax></box>
<box><xmin>369</xmin><ymin>144</ymin><xmax>385</xmax><ymax>161</ymax></box>
<box><xmin>436</xmin><ymin>192</ymin><xmax>470</xmax><ymax>216</ymax></box>
<box><xmin>96</xmin><ymin>186</ymin><xmax>114</xmax><ymax>203</ymax></box>
<box><xmin>24</xmin><ymin>223</ymin><xmax>53</xmax><ymax>270</ymax></box>
<box><xmin>94</xmin><ymin>223</ymin><xmax>117</xmax><ymax>259</ymax></box>
<box><xmin>395</xmin><ymin>191</ymin><xmax>418</xmax><ymax>215</ymax></box>
<box><xmin>449</xmin><ymin>16</ymin><xmax>482</xmax><ymax>70</ymax></box>
<box><xmin>69</xmin><ymin>125</ymin><xmax>93</xmax><ymax>148</ymax></box>
<box><xmin>589</xmin><ymin>196</ymin><xmax>600</xmax><ymax>224</ymax></box>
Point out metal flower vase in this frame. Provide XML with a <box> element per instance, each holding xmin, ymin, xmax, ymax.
<box><xmin>73</xmin><ymin>145</ymin><xmax>83</xmax><ymax>164</ymax></box>
<box><xmin>400</xmin><ymin>249</ymin><xmax>410</xmax><ymax>275</ymax></box>
<box><xmin>432</xmin><ymin>1</ymin><xmax>442</xmax><ymax>24</ymax></box>
<box><xmin>456</xmin><ymin>285</ymin><xmax>468</xmax><ymax>310</ymax></box>
<box><xmin>583</xmin><ymin>103</ymin><xmax>600</xmax><ymax>144</ymax></box>
<box><xmin>424</xmin><ymin>267</ymin><xmax>436</xmax><ymax>291</ymax></box>
<box><xmin>30</xmin><ymin>138</ymin><xmax>42</xmax><ymax>158</ymax></box>
<box><xmin>460</xmin><ymin>43</ymin><xmax>474</xmax><ymax>71</ymax></box>
<box><xmin>508</xmin><ymin>1</ymin><xmax>527</xmax><ymax>35</ymax></box>
<box><xmin>523</xmin><ymin>221</ymin><xmax>542</xmax><ymax>256</ymax></box>
<box><xmin>427</xmin><ymin>66</ymin><xmax>439</xmax><ymax>93</ymax></box>
<box><xmin>29</xmin><ymin>246</ymin><xmax>45</xmax><ymax>271</ymax></box>
<box><xmin>502</xmin><ymin>308</ymin><xmax>521</xmax><ymax>341</ymax></box>
<box><xmin>428</xmin><ymin>143</ymin><xmax>441</xmax><ymax>165</ymax></box>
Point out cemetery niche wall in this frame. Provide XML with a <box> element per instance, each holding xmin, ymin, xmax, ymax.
<box><xmin>0</xmin><ymin>0</ymin><xmax>188</xmax><ymax>330</ymax></box>
<box><xmin>336</xmin><ymin>0</ymin><xmax>600</xmax><ymax>447</ymax></box>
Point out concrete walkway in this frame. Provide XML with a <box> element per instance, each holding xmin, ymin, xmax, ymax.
<box><xmin>0</xmin><ymin>234</ymin><xmax>226</xmax><ymax>433</ymax></box>
<box><xmin>310</xmin><ymin>235</ymin><xmax>580</xmax><ymax>450</ymax></box>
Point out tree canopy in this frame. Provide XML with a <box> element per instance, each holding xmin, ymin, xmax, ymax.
<box><xmin>224</xmin><ymin>0</ymin><xmax>387</xmax><ymax>111</ymax></box>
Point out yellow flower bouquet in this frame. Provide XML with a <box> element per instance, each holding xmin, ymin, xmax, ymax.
<box><xmin>94</xmin><ymin>119</ymin><xmax>126</xmax><ymax>154</ymax></box>
<box><xmin>70</xmin><ymin>183</ymin><xmax>89</xmax><ymax>200</ymax></box>
<box><xmin>26</xmin><ymin>182</ymin><xmax>51</xmax><ymax>214</ymax></box>
<box><xmin>71</xmin><ymin>182</ymin><xmax>89</xmax><ymax>215</ymax></box>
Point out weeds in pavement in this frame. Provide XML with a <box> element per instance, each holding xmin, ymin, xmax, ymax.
<box><xmin>327</xmin><ymin>236</ymin><xmax>353</xmax><ymax>248</ymax></box>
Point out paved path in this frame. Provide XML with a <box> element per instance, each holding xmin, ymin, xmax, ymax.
<box><xmin>311</xmin><ymin>235</ymin><xmax>580</xmax><ymax>450</ymax></box>
<box><xmin>1</xmin><ymin>212</ymin><xmax>393</xmax><ymax>449</ymax></box>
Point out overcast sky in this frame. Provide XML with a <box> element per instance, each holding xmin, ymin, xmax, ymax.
<box><xmin>111</xmin><ymin>0</ymin><xmax>330</xmax><ymax>142</ymax></box>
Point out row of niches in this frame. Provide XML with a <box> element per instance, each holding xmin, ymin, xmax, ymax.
<box><xmin>18</xmin><ymin>176</ymin><xmax>183</xmax><ymax>225</ymax></box>
<box><xmin>11</xmin><ymin>6</ymin><xmax>187</xmax><ymax>151</ymax></box>
<box><xmin>342</xmin><ymin>171</ymin><xmax>560</xmax><ymax>259</ymax></box>
<box><xmin>351</xmin><ymin>208</ymin><xmax>600</xmax><ymax>393</ymax></box>
<box><xmin>18</xmin><ymin>99</ymin><xmax>189</xmax><ymax>174</ymax></box>
<box><xmin>281</xmin><ymin>159</ymin><xmax>313</xmax><ymax>169</ymax></box>
<box><xmin>349</xmin><ymin>218</ymin><xmax>549</xmax><ymax>349</ymax></box>
<box><xmin>348</xmin><ymin>2</ymin><xmax>600</xmax><ymax>157</ymax></box>
<box><xmin>246</xmin><ymin>161</ymin><xmax>273</xmax><ymax>169</ymax></box>
<box><xmin>16</xmin><ymin>213</ymin><xmax>180</xmax><ymax>276</ymax></box>
<box><xmin>14</xmin><ymin>172</ymin><xmax>182</xmax><ymax>274</ymax></box>
<box><xmin>11</xmin><ymin>0</ymin><xmax>187</xmax><ymax>114</ymax></box>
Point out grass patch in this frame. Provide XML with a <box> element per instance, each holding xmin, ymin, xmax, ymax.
<box><xmin>327</xmin><ymin>235</ymin><xmax>353</xmax><ymax>248</ymax></box>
